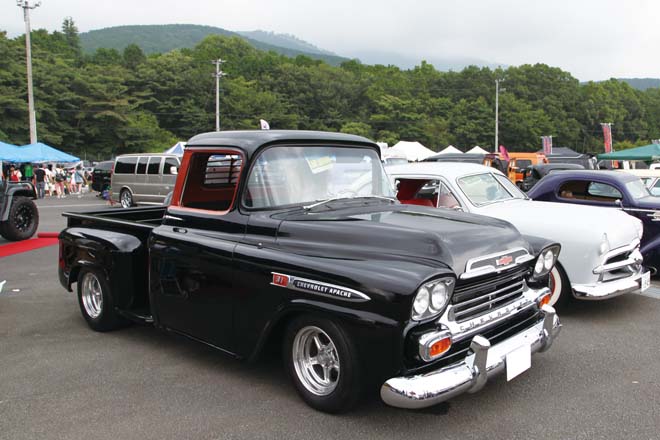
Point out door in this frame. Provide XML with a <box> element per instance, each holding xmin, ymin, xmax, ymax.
<box><xmin>133</xmin><ymin>156</ymin><xmax>149</xmax><ymax>203</ymax></box>
<box><xmin>144</xmin><ymin>156</ymin><xmax>163</xmax><ymax>203</ymax></box>
<box><xmin>149</xmin><ymin>149</ymin><xmax>246</xmax><ymax>352</ymax></box>
<box><xmin>161</xmin><ymin>156</ymin><xmax>180</xmax><ymax>199</ymax></box>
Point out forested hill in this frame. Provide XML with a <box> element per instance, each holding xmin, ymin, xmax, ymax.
<box><xmin>617</xmin><ymin>78</ymin><xmax>660</xmax><ymax>91</ymax></box>
<box><xmin>80</xmin><ymin>24</ymin><xmax>349</xmax><ymax>66</ymax></box>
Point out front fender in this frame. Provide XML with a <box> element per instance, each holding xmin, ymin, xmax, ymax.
<box><xmin>1</xmin><ymin>184</ymin><xmax>37</xmax><ymax>221</ymax></box>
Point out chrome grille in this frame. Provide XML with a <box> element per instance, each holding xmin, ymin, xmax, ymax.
<box><xmin>452</xmin><ymin>265</ymin><xmax>529</xmax><ymax>322</ymax></box>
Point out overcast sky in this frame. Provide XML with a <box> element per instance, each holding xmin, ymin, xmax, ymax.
<box><xmin>2</xmin><ymin>0</ymin><xmax>657</xmax><ymax>81</ymax></box>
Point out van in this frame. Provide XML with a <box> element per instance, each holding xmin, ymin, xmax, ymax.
<box><xmin>111</xmin><ymin>154</ymin><xmax>180</xmax><ymax>208</ymax></box>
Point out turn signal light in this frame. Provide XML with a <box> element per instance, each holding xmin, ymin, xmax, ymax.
<box><xmin>539</xmin><ymin>293</ymin><xmax>552</xmax><ymax>307</ymax></box>
<box><xmin>429</xmin><ymin>337</ymin><xmax>452</xmax><ymax>358</ymax></box>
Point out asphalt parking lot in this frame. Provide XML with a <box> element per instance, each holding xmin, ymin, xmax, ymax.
<box><xmin>1</xmin><ymin>195</ymin><xmax>660</xmax><ymax>440</ymax></box>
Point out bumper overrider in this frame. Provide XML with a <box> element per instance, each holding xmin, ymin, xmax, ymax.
<box><xmin>380</xmin><ymin>304</ymin><xmax>560</xmax><ymax>409</ymax></box>
<box><xmin>573</xmin><ymin>247</ymin><xmax>648</xmax><ymax>300</ymax></box>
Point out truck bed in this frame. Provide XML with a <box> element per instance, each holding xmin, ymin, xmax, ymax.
<box><xmin>63</xmin><ymin>206</ymin><xmax>166</xmax><ymax>231</ymax></box>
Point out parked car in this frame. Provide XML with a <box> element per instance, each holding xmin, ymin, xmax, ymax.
<box><xmin>58</xmin><ymin>130</ymin><xmax>561</xmax><ymax>412</ymax></box>
<box><xmin>111</xmin><ymin>153</ymin><xmax>180</xmax><ymax>208</ymax></box>
<box><xmin>90</xmin><ymin>160</ymin><xmax>114</xmax><ymax>192</ymax></box>
<box><xmin>618</xmin><ymin>169</ymin><xmax>660</xmax><ymax>196</ymax></box>
<box><xmin>527</xmin><ymin>170</ymin><xmax>660</xmax><ymax>271</ymax></box>
<box><xmin>386</xmin><ymin>163</ymin><xmax>648</xmax><ymax>308</ymax></box>
<box><xmin>506</xmin><ymin>153</ymin><xmax>549</xmax><ymax>187</ymax></box>
<box><xmin>0</xmin><ymin>180</ymin><xmax>39</xmax><ymax>241</ymax></box>
<box><xmin>521</xmin><ymin>163</ymin><xmax>585</xmax><ymax>192</ymax></box>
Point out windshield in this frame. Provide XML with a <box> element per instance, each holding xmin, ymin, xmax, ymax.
<box><xmin>243</xmin><ymin>146</ymin><xmax>394</xmax><ymax>209</ymax></box>
<box><xmin>457</xmin><ymin>173</ymin><xmax>523</xmax><ymax>206</ymax></box>
<box><xmin>625</xmin><ymin>179</ymin><xmax>651</xmax><ymax>199</ymax></box>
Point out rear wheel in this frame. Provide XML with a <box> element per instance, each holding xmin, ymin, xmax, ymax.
<box><xmin>119</xmin><ymin>189</ymin><xmax>133</xmax><ymax>208</ymax></box>
<box><xmin>284</xmin><ymin>315</ymin><xmax>362</xmax><ymax>413</ymax></box>
<box><xmin>548</xmin><ymin>264</ymin><xmax>571</xmax><ymax>310</ymax></box>
<box><xmin>77</xmin><ymin>268</ymin><xmax>127</xmax><ymax>332</ymax></box>
<box><xmin>0</xmin><ymin>197</ymin><xmax>39</xmax><ymax>241</ymax></box>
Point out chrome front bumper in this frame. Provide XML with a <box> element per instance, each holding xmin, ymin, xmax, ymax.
<box><xmin>380</xmin><ymin>305</ymin><xmax>560</xmax><ymax>409</ymax></box>
<box><xmin>573</xmin><ymin>269</ymin><xmax>649</xmax><ymax>300</ymax></box>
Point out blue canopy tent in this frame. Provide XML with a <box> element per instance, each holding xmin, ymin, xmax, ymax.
<box><xmin>0</xmin><ymin>141</ymin><xmax>22</xmax><ymax>161</ymax></box>
<box><xmin>17</xmin><ymin>142</ymin><xmax>80</xmax><ymax>163</ymax></box>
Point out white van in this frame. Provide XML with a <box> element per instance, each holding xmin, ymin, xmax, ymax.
<box><xmin>111</xmin><ymin>154</ymin><xmax>180</xmax><ymax>208</ymax></box>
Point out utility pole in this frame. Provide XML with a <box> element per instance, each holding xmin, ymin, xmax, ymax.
<box><xmin>494</xmin><ymin>79</ymin><xmax>504</xmax><ymax>153</ymax></box>
<box><xmin>211</xmin><ymin>59</ymin><xmax>227</xmax><ymax>131</ymax></box>
<box><xmin>17</xmin><ymin>0</ymin><xmax>41</xmax><ymax>144</ymax></box>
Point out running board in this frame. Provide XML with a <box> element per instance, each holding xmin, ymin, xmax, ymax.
<box><xmin>117</xmin><ymin>308</ymin><xmax>154</xmax><ymax>325</ymax></box>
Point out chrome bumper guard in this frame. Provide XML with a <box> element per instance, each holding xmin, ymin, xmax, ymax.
<box><xmin>380</xmin><ymin>305</ymin><xmax>560</xmax><ymax>409</ymax></box>
<box><xmin>573</xmin><ymin>269</ymin><xmax>649</xmax><ymax>300</ymax></box>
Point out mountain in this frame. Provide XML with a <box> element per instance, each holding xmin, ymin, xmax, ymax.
<box><xmin>79</xmin><ymin>24</ymin><xmax>350</xmax><ymax>66</ymax></box>
<box><xmin>617</xmin><ymin>78</ymin><xmax>660</xmax><ymax>91</ymax></box>
<box><xmin>237</xmin><ymin>30</ymin><xmax>337</xmax><ymax>57</ymax></box>
<box><xmin>347</xmin><ymin>49</ymin><xmax>505</xmax><ymax>71</ymax></box>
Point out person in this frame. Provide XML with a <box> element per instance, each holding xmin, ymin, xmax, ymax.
<box><xmin>9</xmin><ymin>165</ymin><xmax>21</xmax><ymax>182</ymax></box>
<box><xmin>33</xmin><ymin>164</ymin><xmax>47</xmax><ymax>198</ymax></box>
<box><xmin>54</xmin><ymin>164</ymin><xmax>66</xmax><ymax>198</ymax></box>
<box><xmin>45</xmin><ymin>164</ymin><xmax>55</xmax><ymax>196</ymax></box>
<box><xmin>23</xmin><ymin>163</ymin><xmax>33</xmax><ymax>182</ymax></box>
<box><xmin>73</xmin><ymin>165</ymin><xmax>86</xmax><ymax>197</ymax></box>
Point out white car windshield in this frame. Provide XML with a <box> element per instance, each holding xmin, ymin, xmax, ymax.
<box><xmin>457</xmin><ymin>173</ymin><xmax>525</xmax><ymax>206</ymax></box>
<box><xmin>244</xmin><ymin>146</ymin><xmax>394</xmax><ymax>209</ymax></box>
<box><xmin>625</xmin><ymin>179</ymin><xmax>651</xmax><ymax>199</ymax></box>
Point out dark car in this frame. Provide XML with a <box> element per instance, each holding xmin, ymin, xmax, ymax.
<box><xmin>0</xmin><ymin>180</ymin><xmax>38</xmax><ymax>241</ymax></box>
<box><xmin>58</xmin><ymin>130</ymin><xmax>561</xmax><ymax>412</ymax></box>
<box><xmin>91</xmin><ymin>160</ymin><xmax>113</xmax><ymax>192</ymax></box>
<box><xmin>527</xmin><ymin>170</ymin><xmax>660</xmax><ymax>269</ymax></box>
<box><xmin>521</xmin><ymin>163</ymin><xmax>585</xmax><ymax>192</ymax></box>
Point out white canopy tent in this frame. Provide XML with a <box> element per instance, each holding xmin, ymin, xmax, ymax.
<box><xmin>387</xmin><ymin>141</ymin><xmax>435</xmax><ymax>161</ymax></box>
<box><xmin>466</xmin><ymin>146</ymin><xmax>489</xmax><ymax>155</ymax></box>
<box><xmin>164</xmin><ymin>142</ymin><xmax>186</xmax><ymax>155</ymax></box>
<box><xmin>436</xmin><ymin>145</ymin><xmax>463</xmax><ymax>155</ymax></box>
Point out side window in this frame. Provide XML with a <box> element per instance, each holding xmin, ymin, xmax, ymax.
<box><xmin>114</xmin><ymin>157</ymin><xmax>137</xmax><ymax>174</ymax></box>
<box><xmin>147</xmin><ymin>157</ymin><xmax>161</xmax><ymax>175</ymax></box>
<box><xmin>136</xmin><ymin>156</ymin><xmax>148</xmax><ymax>174</ymax></box>
<box><xmin>163</xmin><ymin>157</ymin><xmax>179</xmax><ymax>175</ymax></box>
<box><xmin>587</xmin><ymin>182</ymin><xmax>622</xmax><ymax>200</ymax></box>
<box><xmin>177</xmin><ymin>151</ymin><xmax>243</xmax><ymax>212</ymax></box>
<box><xmin>394</xmin><ymin>179</ymin><xmax>461</xmax><ymax>209</ymax></box>
<box><xmin>651</xmin><ymin>179</ymin><xmax>660</xmax><ymax>196</ymax></box>
<box><xmin>558</xmin><ymin>180</ymin><xmax>588</xmax><ymax>199</ymax></box>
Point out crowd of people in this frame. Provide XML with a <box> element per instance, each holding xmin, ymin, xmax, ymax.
<box><xmin>1</xmin><ymin>162</ymin><xmax>90</xmax><ymax>199</ymax></box>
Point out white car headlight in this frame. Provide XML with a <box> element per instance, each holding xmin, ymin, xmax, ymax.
<box><xmin>533</xmin><ymin>245</ymin><xmax>560</xmax><ymax>278</ymax></box>
<box><xmin>411</xmin><ymin>277</ymin><xmax>455</xmax><ymax>321</ymax></box>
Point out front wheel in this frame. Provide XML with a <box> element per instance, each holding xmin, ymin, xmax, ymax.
<box><xmin>284</xmin><ymin>315</ymin><xmax>362</xmax><ymax>413</ymax></box>
<box><xmin>0</xmin><ymin>197</ymin><xmax>39</xmax><ymax>241</ymax></box>
<box><xmin>77</xmin><ymin>268</ymin><xmax>128</xmax><ymax>332</ymax></box>
<box><xmin>548</xmin><ymin>264</ymin><xmax>571</xmax><ymax>310</ymax></box>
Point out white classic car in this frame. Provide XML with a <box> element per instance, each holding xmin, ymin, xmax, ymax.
<box><xmin>386</xmin><ymin>162</ymin><xmax>649</xmax><ymax>308</ymax></box>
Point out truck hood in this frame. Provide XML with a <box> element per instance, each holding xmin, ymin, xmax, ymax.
<box><xmin>479</xmin><ymin>199</ymin><xmax>641</xmax><ymax>251</ymax></box>
<box><xmin>276</xmin><ymin>203</ymin><xmax>532</xmax><ymax>278</ymax></box>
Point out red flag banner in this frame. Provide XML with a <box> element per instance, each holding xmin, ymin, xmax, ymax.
<box><xmin>601</xmin><ymin>123</ymin><xmax>613</xmax><ymax>153</ymax></box>
<box><xmin>542</xmin><ymin>136</ymin><xmax>553</xmax><ymax>155</ymax></box>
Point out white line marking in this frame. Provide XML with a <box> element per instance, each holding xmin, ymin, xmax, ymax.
<box><xmin>38</xmin><ymin>203</ymin><xmax>109</xmax><ymax>209</ymax></box>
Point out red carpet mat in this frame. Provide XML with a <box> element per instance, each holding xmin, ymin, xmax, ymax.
<box><xmin>0</xmin><ymin>235</ymin><xmax>59</xmax><ymax>258</ymax></box>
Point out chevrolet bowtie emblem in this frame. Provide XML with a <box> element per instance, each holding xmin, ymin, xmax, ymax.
<box><xmin>496</xmin><ymin>255</ymin><xmax>513</xmax><ymax>266</ymax></box>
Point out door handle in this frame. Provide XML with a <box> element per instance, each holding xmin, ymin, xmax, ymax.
<box><xmin>173</xmin><ymin>227</ymin><xmax>188</xmax><ymax>234</ymax></box>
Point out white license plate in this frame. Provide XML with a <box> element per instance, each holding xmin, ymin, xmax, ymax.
<box><xmin>641</xmin><ymin>271</ymin><xmax>651</xmax><ymax>292</ymax></box>
<box><xmin>506</xmin><ymin>344</ymin><xmax>531</xmax><ymax>381</ymax></box>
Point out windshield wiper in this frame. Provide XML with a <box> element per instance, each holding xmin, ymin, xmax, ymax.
<box><xmin>303</xmin><ymin>195</ymin><xmax>396</xmax><ymax>211</ymax></box>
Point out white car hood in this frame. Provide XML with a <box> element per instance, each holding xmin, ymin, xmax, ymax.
<box><xmin>478</xmin><ymin>199</ymin><xmax>641</xmax><ymax>251</ymax></box>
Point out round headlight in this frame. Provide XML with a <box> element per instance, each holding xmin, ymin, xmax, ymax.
<box><xmin>430</xmin><ymin>282</ymin><xmax>449</xmax><ymax>311</ymax></box>
<box><xmin>534</xmin><ymin>256</ymin><xmax>544</xmax><ymax>274</ymax></box>
<box><xmin>413</xmin><ymin>286</ymin><xmax>430</xmax><ymax>316</ymax></box>
<box><xmin>543</xmin><ymin>250</ymin><xmax>554</xmax><ymax>270</ymax></box>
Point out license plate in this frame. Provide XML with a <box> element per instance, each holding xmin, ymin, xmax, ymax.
<box><xmin>641</xmin><ymin>271</ymin><xmax>651</xmax><ymax>292</ymax></box>
<box><xmin>506</xmin><ymin>344</ymin><xmax>531</xmax><ymax>381</ymax></box>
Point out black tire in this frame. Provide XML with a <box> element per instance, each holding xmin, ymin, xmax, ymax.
<box><xmin>548</xmin><ymin>263</ymin><xmax>572</xmax><ymax>310</ymax></box>
<box><xmin>119</xmin><ymin>189</ymin><xmax>134</xmax><ymax>208</ymax></box>
<box><xmin>0</xmin><ymin>197</ymin><xmax>39</xmax><ymax>241</ymax></box>
<box><xmin>76</xmin><ymin>268</ymin><xmax>128</xmax><ymax>332</ymax></box>
<box><xmin>283</xmin><ymin>315</ymin><xmax>362</xmax><ymax>413</ymax></box>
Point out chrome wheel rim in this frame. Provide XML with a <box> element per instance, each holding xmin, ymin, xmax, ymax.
<box><xmin>120</xmin><ymin>191</ymin><xmax>131</xmax><ymax>208</ymax></box>
<box><xmin>81</xmin><ymin>272</ymin><xmax>103</xmax><ymax>319</ymax></box>
<box><xmin>292</xmin><ymin>326</ymin><xmax>340</xmax><ymax>396</ymax></box>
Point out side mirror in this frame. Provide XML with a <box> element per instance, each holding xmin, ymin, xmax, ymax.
<box><xmin>170</xmin><ymin>166</ymin><xmax>178</xmax><ymax>175</ymax></box>
<box><xmin>615</xmin><ymin>199</ymin><xmax>623</xmax><ymax>208</ymax></box>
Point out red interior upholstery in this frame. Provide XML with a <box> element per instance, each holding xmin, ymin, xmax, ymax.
<box><xmin>396</xmin><ymin>179</ymin><xmax>428</xmax><ymax>199</ymax></box>
<box><xmin>399</xmin><ymin>198</ymin><xmax>434</xmax><ymax>207</ymax></box>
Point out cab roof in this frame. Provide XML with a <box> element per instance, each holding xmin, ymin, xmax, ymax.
<box><xmin>186</xmin><ymin>130</ymin><xmax>378</xmax><ymax>159</ymax></box>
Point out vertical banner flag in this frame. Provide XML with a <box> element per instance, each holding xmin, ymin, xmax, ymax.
<box><xmin>601</xmin><ymin>123</ymin><xmax>613</xmax><ymax>153</ymax></box>
<box><xmin>541</xmin><ymin>136</ymin><xmax>553</xmax><ymax>155</ymax></box>
<box><xmin>499</xmin><ymin>145</ymin><xmax>510</xmax><ymax>161</ymax></box>
<box><xmin>259</xmin><ymin>119</ymin><xmax>270</xmax><ymax>130</ymax></box>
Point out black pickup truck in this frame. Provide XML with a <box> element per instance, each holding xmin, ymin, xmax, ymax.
<box><xmin>58</xmin><ymin>130</ymin><xmax>561</xmax><ymax>412</ymax></box>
